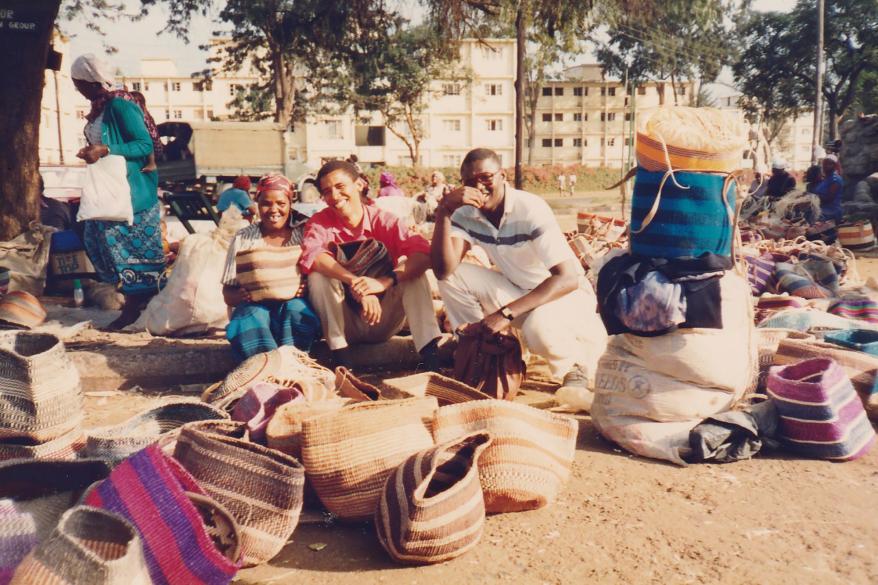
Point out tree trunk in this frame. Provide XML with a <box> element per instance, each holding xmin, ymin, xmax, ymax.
<box><xmin>0</xmin><ymin>0</ymin><xmax>61</xmax><ymax>241</ymax></box>
<box><xmin>272</xmin><ymin>49</ymin><xmax>294</xmax><ymax>128</ymax></box>
<box><xmin>514</xmin><ymin>2</ymin><xmax>526</xmax><ymax>189</ymax></box>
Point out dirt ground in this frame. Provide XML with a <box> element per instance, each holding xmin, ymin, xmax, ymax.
<box><xmin>70</xmin><ymin>211</ymin><xmax>878</xmax><ymax>585</ymax></box>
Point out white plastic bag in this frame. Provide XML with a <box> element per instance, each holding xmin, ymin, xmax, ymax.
<box><xmin>76</xmin><ymin>155</ymin><xmax>133</xmax><ymax>224</ymax></box>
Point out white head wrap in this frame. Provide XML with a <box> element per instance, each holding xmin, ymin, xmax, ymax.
<box><xmin>825</xmin><ymin>154</ymin><xmax>839</xmax><ymax>163</ymax></box>
<box><xmin>70</xmin><ymin>54</ymin><xmax>115</xmax><ymax>89</ymax></box>
<box><xmin>771</xmin><ymin>158</ymin><xmax>788</xmax><ymax>170</ymax></box>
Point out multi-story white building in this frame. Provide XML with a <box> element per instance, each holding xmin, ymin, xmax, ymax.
<box><xmin>715</xmin><ymin>93</ymin><xmax>814</xmax><ymax>171</ymax></box>
<box><xmin>526</xmin><ymin>64</ymin><xmax>695</xmax><ymax>167</ymax></box>
<box><xmin>39</xmin><ymin>32</ymin><xmax>84</xmax><ymax>165</ymax></box>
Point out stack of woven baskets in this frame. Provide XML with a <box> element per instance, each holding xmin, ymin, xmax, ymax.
<box><xmin>0</xmin><ymin>331</ymin><xmax>84</xmax><ymax>461</ymax></box>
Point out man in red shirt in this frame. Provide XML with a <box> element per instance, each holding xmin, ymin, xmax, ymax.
<box><xmin>301</xmin><ymin>160</ymin><xmax>442</xmax><ymax>368</ymax></box>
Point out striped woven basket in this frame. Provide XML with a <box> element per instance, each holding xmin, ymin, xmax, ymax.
<box><xmin>773</xmin><ymin>337</ymin><xmax>878</xmax><ymax>419</ymax></box>
<box><xmin>0</xmin><ymin>332</ymin><xmax>82</xmax><ymax>442</ymax></box>
<box><xmin>767</xmin><ymin>358</ymin><xmax>876</xmax><ymax>460</ymax></box>
<box><xmin>83</xmin><ymin>402</ymin><xmax>229</xmax><ymax>464</ymax></box>
<box><xmin>375</xmin><ymin>432</ymin><xmax>492</xmax><ymax>565</ymax></box>
<box><xmin>265</xmin><ymin>400</ymin><xmax>347</xmax><ymax>460</ymax></box>
<box><xmin>174</xmin><ymin>420</ymin><xmax>305</xmax><ymax>567</ymax></box>
<box><xmin>83</xmin><ymin>446</ymin><xmax>241</xmax><ymax>585</ymax></box>
<box><xmin>381</xmin><ymin>372</ymin><xmax>493</xmax><ymax>405</ymax></box>
<box><xmin>9</xmin><ymin>506</ymin><xmax>151</xmax><ymax>585</ymax></box>
<box><xmin>635</xmin><ymin>131</ymin><xmax>743</xmax><ymax>174</ymax></box>
<box><xmin>0</xmin><ymin>427</ymin><xmax>85</xmax><ymax>463</ymax></box>
<box><xmin>837</xmin><ymin>222</ymin><xmax>876</xmax><ymax>251</ymax></box>
<box><xmin>235</xmin><ymin>246</ymin><xmax>305</xmax><ymax>302</ymax></box>
<box><xmin>301</xmin><ymin>397</ymin><xmax>438</xmax><ymax>521</ymax></box>
<box><xmin>433</xmin><ymin>400</ymin><xmax>578</xmax><ymax>514</ymax></box>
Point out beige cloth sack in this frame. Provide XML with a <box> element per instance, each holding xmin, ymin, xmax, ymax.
<box><xmin>0</xmin><ymin>222</ymin><xmax>55</xmax><ymax>295</ymax></box>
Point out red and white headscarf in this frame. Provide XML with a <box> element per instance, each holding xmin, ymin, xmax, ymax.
<box><xmin>256</xmin><ymin>174</ymin><xmax>293</xmax><ymax>200</ymax></box>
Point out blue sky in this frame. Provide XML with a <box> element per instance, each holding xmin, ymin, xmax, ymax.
<box><xmin>64</xmin><ymin>0</ymin><xmax>798</xmax><ymax>78</ymax></box>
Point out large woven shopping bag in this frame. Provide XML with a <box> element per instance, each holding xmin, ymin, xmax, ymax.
<box><xmin>375</xmin><ymin>432</ymin><xmax>492</xmax><ymax>565</ymax></box>
<box><xmin>174</xmin><ymin>420</ymin><xmax>305</xmax><ymax>567</ymax></box>
<box><xmin>10</xmin><ymin>506</ymin><xmax>150</xmax><ymax>585</ymax></box>
<box><xmin>265</xmin><ymin>400</ymin><xmax>346</xmax><ymax>460</ymax></box>
<box><xmin>83</xmin><ymin>401</ymin><xmax>228</xmax><ymax>464</ymax></box>
<box><xmin>0</xmin><ymin>427</ymin><xmax>85</xmax><ymax>462</ymax></box>
<box><xmin>382</xmin><ymin>372</ymin><xmax>492</xmax><ymax>405</ymax></box>
<box><xmin>773</xmin><ymin>337</ymin><xmax>878</xmax><ymax>418</ymax></box>
<box><xmin>767</xmin><ymin>358</ymin><xmax>876</xmax><ymax>460</ymax></box>
<box><xmin>84</xmin><ymin>445</ymin><xmax>241</xmax><ymax>585</ymax></box>
<box><xmin>827</xmin><ymin>296</ymin><xmax>878</xmax><ymax>325</ymax></box>
<box><xmin>235</xmin><ymin>246</ymin><xmax>305</xmax><ymax>302</ymax></box>
<box><xmin>300</xmin><ymin>397</ymin><xmax>438</xmax><ymax>521</ymax></box>
<box><xmin>629</xmin><ymin>168</ymin><xmax>736</xmax><ymax>259</ymax></box>
<box><xmin>433</xmin><ymin>400</ymin><xmax>578</xmax><ymax>514</ymax></box>
<box><xmin>0</xmin><ymin>460</ymin><xmax>111</xmax><ymax>585</ymax></box>
<box><xmin>0</xmin><ymin>332</ymin><xmax>82</xmax><ymax>442</ymax></box>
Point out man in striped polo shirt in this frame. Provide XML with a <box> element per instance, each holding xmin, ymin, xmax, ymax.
<box><xmin>431</xmin><ymin>148</ymin><xmax>607</xmax><ymax>408</ymax></box>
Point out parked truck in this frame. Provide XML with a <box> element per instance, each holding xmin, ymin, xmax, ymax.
<box><xmin>156</xmin><ymin>121</ymin><xmax>311</xmax><ymax>186</ymax></box>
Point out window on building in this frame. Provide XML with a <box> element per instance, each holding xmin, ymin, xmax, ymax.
<box><xmin>486</xmin><ymin>119</ymin><xmax>503</xmax><ymax>131</ymax></box>
<box><xmin>573</xmin><ymin>113</ymin><xmax>583</xmax><ymax>122</ymax></box>
<box><xmin>542</xmin><ymin>87</ymin><xmax>552</xmax><ymax>97</ymax></box>
<box><xmin>608</xmin><ymin>138</ymin><xmax>616</xmax><ymax>146</ymax></box>
<box><xmin>525</xmin><ymin>139</ymin><xmax>531</xmax><ymax>147</ymax></box>
<box><xmin>131</xmin><ymin>82</ymin><xmax>141</xmax><ymax>92</ymax></box>
<box><xmin>541</xmin><ymin>138</ymin><xmax>552</xmax><ymax>147</ymax></box>
<box><xmin>442</xmin><ymin>83</ymin><xmax>461</xmax><ymax>96</ymax></box>
<box><xmin>573</xmin><ymin>87</ymin><xmax>583</xmax><ymax>97</ymax></box>
<box><xmin>164</xmin><ymin>110</ymin><xmax>170</xmax><ymax>120</ymax></box>
<box><xmin>173</xmin><ymin>110</ymin><xmax>183</xmax><ymax>119</ymax></box>
<box><xmin>554</xmin><ymin>138</ymin><xmax>563</xmax><ymax>147</ymax></box>
<box><xmin>323</xmin><ymin>120</ymin><xmax>343</xmax><ymax>140</ymax></box>
<box><xmin>554</xmin><ymin>113</ymin><xmax>563</xmax><ymax>122</ymax></box>
<box><xmin>171</xmin><ymin>82</ymin><xmax>181</xmax><ymax>92</ymax></box>
<box><xmin>143</xmin><ymin>82</ymin><xmax>149</xmax><ymax>91</ymax></box>
<box><xmin>638</xmin><ymin>86</ymin><xmax>647</xmax><ymax>95</ymax></box>
<box><xmin>485</xmin><ymin>83</ymin><xmax>502</xmax><ymax>96</ymax></box>
<box><xmin>624</xmin><ymin>97</ymin><xmax>629</xmax><ymax>106</ymax></box>
<box><xmin>554</xmin><ymin>87</ymin><xmax>563</xmax><ymax>96</ymax></box>
<box><xmin>607</xmin><ymin>112</ymin><xmax>616</xmax><ymax>121</ymax></box>
<box><xmin>542</xmin><ymin>113</ymin><xmax>552</xmax><ymax>122</ymax></box>
<box><xmin>206</xmin><ymin>109</ymin><xmax>215</xmax><ymax>120</ymax></box>
<box><xmin>573</xmin><ymin>138</ymin><xmax>582</xmax><ymax>147</ymax></box>
<box><xmin>678</xmin><ymin>86</ymin><xmax>686</xmax><ymax>95</ymax></box>
<box><xmin>442</xmin><ymin>118</ymin><xmax>462</xmax><ymax>132</ymax></box>
<box><xmin>600</xmin><ymin>112</ymin><xmax>606</xmax><ymax>121</ymax></box>
<box><xmin>442</xmin><ymin>154</ymin><xmax>462</xmax><ymax>167</ymax></box>
<box><xmin>624</xmin><ymin>112</ymin><xmax>631</xmax><ymax>121</ymax></box>
<box><xmin>194</xmin><ymin>80</ymin><xmax>212</xmax><ymax>92</ymax></box>
<box><xmin>608</xmin><ymin>87</ymin><xmax>616</xmax><ymax>96</ymax></box>
<box><xmin>355</xmin><ymin>125</ymin><xmax>386</xmax><ymax>146</ymax></box>
<box><xmin>625</xmin><ymin>137</ymin><xmax>632</xmax><ymax>146</ymax></box>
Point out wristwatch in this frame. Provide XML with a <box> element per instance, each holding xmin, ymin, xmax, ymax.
<box><xmin>499</xmin><ymin>305</ymin><xmax>514</xmax><ymax>321</ymax></box>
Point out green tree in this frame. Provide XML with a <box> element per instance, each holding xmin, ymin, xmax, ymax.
<box><xmin>734</xmin><ymin>0</ymin><xmax>878</xmax><ymax>141</ymax></box>
<box><xmin>732</xmin><ymin>10</ymin><xmax>802</xmax><ymax>143</ymax></box>
<box><xmin>342</xmin><ymin>22</ymin><xmax>466</xmax><ymax>167</ymax></box>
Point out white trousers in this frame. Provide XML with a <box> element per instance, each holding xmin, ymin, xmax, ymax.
<box><xmin>437</xmin><ymin>262</ymin><xmax>608</xmax><ymax>379</ymax></box>
<box><xmin>308</xmin><ymin>271</ymin><xmax>441</xmax><ymax>352</ymax></box>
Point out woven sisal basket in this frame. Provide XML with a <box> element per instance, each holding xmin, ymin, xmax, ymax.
<box><xmin>9</xmin><ymin>506</ymin><xmax>151</xmax><ymax>585</ymax></box>
<box><xmin>381</xmin><ymin>372</ymin><xmax>492</xmax><ymax>405</ymax></box>
<box><xmin>0</xmin><ymin>332</ymin><xmax>82</xmax><ymax>442</ymax></box>
<box><xmin>174</xmin><ymin>420</ymin><xmax>305</xmax><ymax>567</ymax></box>
<box><xmin>301</xmin><ymin>397</ymin><xmax>438</xmax><ymax>521</ymax></box>
<box><xmin>433</xmin><ymin>400</ymin><xmax>578</xmax><ymax>514</ymax></box>
<box><xmin>375</xmin><ymin>432</ymin><xmax>491</xmax><ymax>565</ymax></box>
<box><xmin>265</xmin><ymin>399</ymin><xmax>346</xmax><ymax>460</ymax></box>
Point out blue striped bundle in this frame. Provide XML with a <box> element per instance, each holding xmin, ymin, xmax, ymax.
<box><xmin>767</xmin><ymin>358</ymin><xmax>876</xmax><ymax>461</ymax></box>
<box><xmin>630</xmin><ymin>168</ymin><xmax>736</xmax><ymax>259</ymax></box>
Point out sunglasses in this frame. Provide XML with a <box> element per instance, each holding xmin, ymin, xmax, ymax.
<box><xmin>464</xmin><ymin>170</ymin><xmax>501</xmax><ymax>187</ymax></box>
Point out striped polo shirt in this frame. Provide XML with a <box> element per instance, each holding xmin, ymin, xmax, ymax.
<box><xmin>449</xmin><ymin>187</ymin><xmax>581</xmax><ymax>291</ymax></box>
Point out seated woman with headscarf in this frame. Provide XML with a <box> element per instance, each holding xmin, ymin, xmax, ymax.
<box><xmin>71</xmin><ymin>54</ymin><xmax>166</xmax><ymax>329</ymax></box>
<box><xmin>814</xmin><ymin>154</ymin><xmax>844</xmax><ymax>223</ymax></box>
<box><xmin>378</xmin><ymin>171</ymin><xmax>405</xmax><ymax>197</ymax></box>
<box><xmin>221</xmin><ymin>174</ymin><xmax>321</xmax><ymax>361</ymax></box>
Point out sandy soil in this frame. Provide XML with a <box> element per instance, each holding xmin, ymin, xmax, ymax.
<box><xmin>70</xmin><ymin>234</ymin><xmax>878</xmax><ymax>584</ymax></box>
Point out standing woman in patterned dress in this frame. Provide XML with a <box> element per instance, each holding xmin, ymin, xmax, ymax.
<box><xmin>71</xmin><ymin>54</ymin><xmax>166</xmax><ymax>329</ymax></box>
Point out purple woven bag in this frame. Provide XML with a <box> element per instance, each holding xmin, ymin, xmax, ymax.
<box><xmin>743</xmin><ymin>253</ymin><xmax>776</xmax><ymax>296</ymax></box>
<box><xmin>767</xmin><ymin>358</ymin><xmax>876</xmax><ymax>461</ymax></box>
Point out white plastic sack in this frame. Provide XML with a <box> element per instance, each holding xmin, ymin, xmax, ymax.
<box><xmin>76</xmin><ymin>155</ymin><xmax>133</xmax><ymax>224</ymax></box>
<box><xmin>610</xmin><ymin>272</ymin><xmax>756</xmax><ymax>391</ymax></box>
<box><xmin>130</xmin><ymin>208</ymin><xmax>245</xmax><ymax>336</ymax></box>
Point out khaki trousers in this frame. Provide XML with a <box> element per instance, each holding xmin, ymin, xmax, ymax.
<box><xmin>308</xmin><ymin>271</ymin><xmax>441</xmax><ymax>352</ymax></box>
<box><xmin>437</xmin><ymin>262</ymin><xmax>608</xmax><ymax>379</ymax></box>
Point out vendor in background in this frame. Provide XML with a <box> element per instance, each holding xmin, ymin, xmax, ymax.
<box><xmin>71</xmin><ymin>53</ymin><xmax>165</xmax><ymax>330</ymax></box>
<box><xmin>422</xmin><ymin>170</ymin><xmax>450</xmax><ymax>215</ymax></box>
<box><xmin>217</xmin><ymin>176</ymin><xmax>258</xmax><ymax>222</ymax></box>
<box><xmin>222</xmin><ymin>174</ymin><xmax>320</xmax><ymax>361</ymax></box>
<box><xmin>748</xmin><ymin>171</ymin><xmax>768</xmax><ymax>199</ymax></box>
<box><xmin>378</xmin><ymin>171</ymin><xmax>405</xmax><ymax>198</ymax></box>
<box><xmin>766</xmin><ymin>158</ymin><xmax>796</xmax><ymax>200</ymax></box>
<box><xmin>814</xmin><ymin>154</ymin><xmax>844</xmax><ymax>223</ymax></box>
